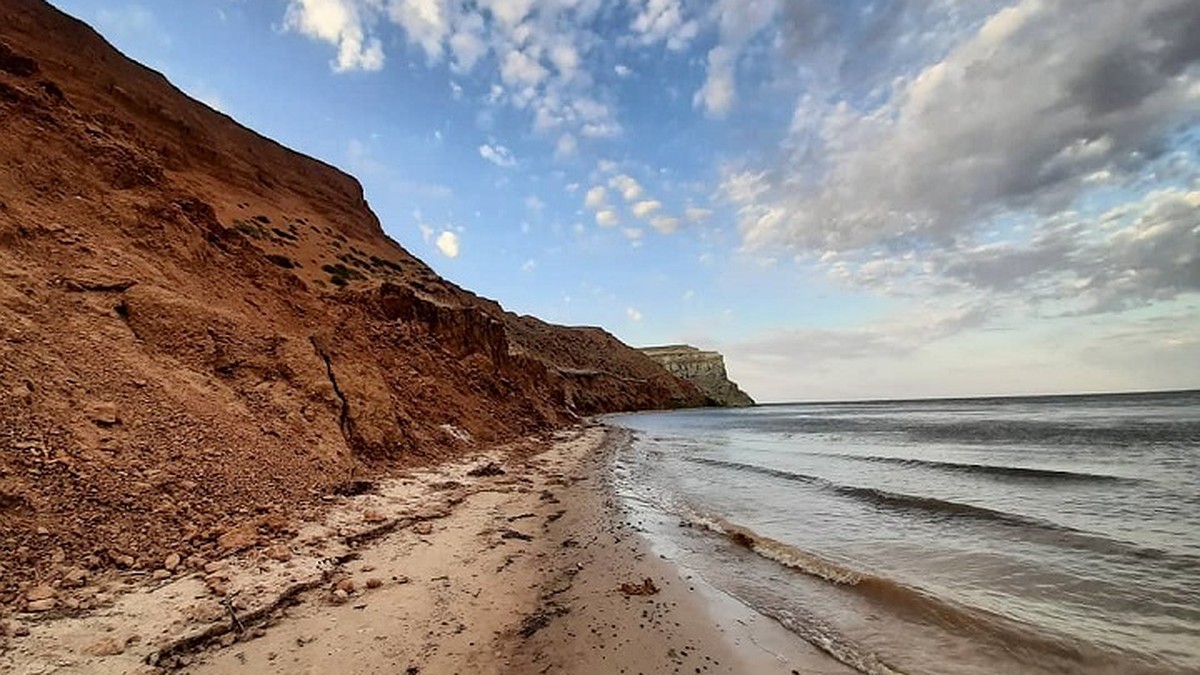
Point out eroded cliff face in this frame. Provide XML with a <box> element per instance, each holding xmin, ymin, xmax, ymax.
<box><xmin>639</xmin><ymin>346</ymin><xmax>755</xmax><ymax>407</ymax></box>
<box><xmin>0</xmin><ymin>0</ymin><xmax>704</xmax><ymax>597</ymax></box>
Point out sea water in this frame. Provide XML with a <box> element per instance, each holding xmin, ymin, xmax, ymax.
<box><xmin>608</xmin><ymin>391</ymin><xmax>1200</xmax><ymax>674</ymax></box>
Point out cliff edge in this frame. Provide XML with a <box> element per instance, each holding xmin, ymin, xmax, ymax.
<box><xmin>639</xmin><ymin>345</ymin><xmax>755</xmax><ymax>407</ymax></box>
<box><xmin>0</xmin><ymin>0</ymin><xmax>705</xmax><ymax>599</ymax></box>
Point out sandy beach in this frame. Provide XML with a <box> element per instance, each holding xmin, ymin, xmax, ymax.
<box><xmin>1</xmin><ymin>423</ymin><xmax>847</xmax><ymax>675</ymax></box>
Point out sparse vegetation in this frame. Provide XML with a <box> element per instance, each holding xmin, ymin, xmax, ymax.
<box><xmin>370</xmin><ymin>255</ymin><xmax>404</xmax><ymax>274</ymax></box>
<box><xmin>322</xmin><ymin>262</ymin><xmax>365</xmax><ymax>287</ymax></box>
<box><xmin>265</xmin><ymin>254</ymin><xmax>297</xmax><ymax>269</ymax></box>
<box><xmin>233</xmin><ymin>219</ymin><xmax>266</xmax><ymax>239</ymax></box>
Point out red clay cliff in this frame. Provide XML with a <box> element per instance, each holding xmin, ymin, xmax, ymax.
<box><xmin>0</xmin><ymin>0</ymin><xmax>704</xmax><ymax>602</ymax></box>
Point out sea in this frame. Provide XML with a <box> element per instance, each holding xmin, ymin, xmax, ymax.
<box><xmin>606</xmin><ymin>390</ymin><xmax>1200</xmax><ymax>675</ymax></box>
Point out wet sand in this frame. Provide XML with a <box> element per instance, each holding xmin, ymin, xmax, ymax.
<box><xmin>1</xmin><ymin>423</ymin><xmax>847</xmax><ymax>674</ymax></box>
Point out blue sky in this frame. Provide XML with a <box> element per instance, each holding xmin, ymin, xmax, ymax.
<box><xmin>51</xmin><ymin>0</ymin><xmax>1200</xmax><ymax>401</ymax></box>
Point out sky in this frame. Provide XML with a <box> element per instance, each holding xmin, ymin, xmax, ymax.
<box><xmin>49</xmin><ymin>0</ymin><xmax>1200</xmax><ymax>402</ymax></box>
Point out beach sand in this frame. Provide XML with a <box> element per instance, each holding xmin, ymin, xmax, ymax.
<box><xmin>1</xmin><ymin>423</ymin><xmax>849</xmax><ymax>674</ymax></box>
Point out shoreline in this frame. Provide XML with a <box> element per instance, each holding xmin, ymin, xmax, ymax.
<box><xmin>1</xmin><ymin>422</ymin><xmax>843</xmax><ymax>674</ymax></box>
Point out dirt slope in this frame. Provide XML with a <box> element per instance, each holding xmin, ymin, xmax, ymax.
<box><xmin>0</xmin><ymin>0</ymin><xmax>703</xmax><ymax>605</ymax></box>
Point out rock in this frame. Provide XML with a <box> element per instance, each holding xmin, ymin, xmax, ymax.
<box><xmin>112</xmin><ymin>553</ymin><xmax>135</xmax><ymax>569</ymax></box>
<box><xmin>365</xmin><ymin>577</ymin><xmax>383</xmax><ymax>589</ymax></box>
<box><xmin>26</xmin><ymin>598</ymin><xmax>56</xmax><ymax>612</ymax></box>
<box><xmin>263</xmin><ymin>543</ymin><xmax>292</xmax><ymax>562</ymax></box>
<box><xmin>13</xmin><ymin>624</ymin><xmax>31</xmax><ymax>637</ymax></box>
<box><xmin>466</xmin><ymin>461</ymin><xmax>505</xmax><ymax>477</ymax></box>
<box><xmin>334</xmin><ymin>578</ymin><xmax>355</xmax><ymax>594</ymax></box>
<box><xmin>217</xmin><ymin>524</ymin><xmax>257</xmax><ymax>553</ymax></box>
<box><xmin>90</xmin><ymin>402</ymin><xmax>120</xmax><ymax>426</ymax></box>
<box><xmin>618</xmin><ymin>577</ymin><xmax>660</xmax><ymax>596</ymax></box>
<box><xmin>329</xmin><ymin>589</ymin><xmax>349</xmax><ymax>604</ymax></box>
<box><xmin>163</xmin><ymin>553</ymin><xmax>181</xmax><ymax>571</ymax></box>
<box><xmin>185</xmin><ymin>601</ymin><xmax>225</xmax><ymax>624</ymax></box>
<box><xmin>26</xmin><ymin>585</ymin><xmax>56</xmax><ymax>602</ymax></box>
<box><xmin>84</xmin><ymin>637</ymin><xmax>125</xmax><ymax>656</ymax></box>
<box><xmin>362</xmin><ymin>509</ymin><xmax>386</xmax><ymax>524</ymax></box>
<box><xmin>205</xmin><ymin>576</ymin><xmax>231</xmax><ymax>596</ymax></box>
<box><xmin>151</xmin><ymin>569</ymin><xmax>171</xmax><ymax>581</ymax></box>
<box><xmin>64</xmin><ymin>568</ymin><xmax>89</xmax><ymax>586</ymax></box>
<box><xmin>219</xmin><ymin>632</ymin><xmax>238</xmax><ymax>647</ymax></box>
<box><xmin>413</xmin><ymin>521</ymin><xmax>434</xmax><ymax>536</ymax></box>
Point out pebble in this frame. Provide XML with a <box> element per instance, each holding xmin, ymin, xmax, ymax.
<box><xmin>264</xmin><ymin>543</ymin><xmax>293</xmax><ymax>562</ymax></box>
<box><xmin>163</xmin><ymin>553</ymin><xmax>181</xmax><ymax>571</ymax></box>
<box><xmin>26</xmin><ymin>598</ymin><xmax>56</xmax><ymax>612</ymax></box>
<box><xmin>26</xmin><ymin>585</ymin><xmax>56</xmax><ymax>602</ymax></box>
<box><xmin>64</xmin><ymin>568</ymin><xmax>89</xmax><ymax>586</ymax></box>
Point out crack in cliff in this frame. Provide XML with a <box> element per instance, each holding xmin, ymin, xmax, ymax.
<box><xmin>310</xmin><ymin>336</ymin><xmax>353</xmax><ymax>445</ymax></box>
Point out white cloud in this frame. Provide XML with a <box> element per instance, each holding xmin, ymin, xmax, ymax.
<box><xmin>629</xmin><ymin>0</ymin><xmax>699</xmax><ymax>51</ymax></box>
<box><xmin>650</xmin><ymin>215</ymin><xmax>680</xmax><ymax>234</ymax></box>
<box><xmin>595</xmin><ymin>209</ymin><xmax>620</xmax><ymax>227</ymax></box>
<box><xmin>418</xmin><ymin>223</ymin><xmax>434</xmax><ymax>242</ymax></box>
<box><xmin>626</xmin><ymin>307</ymin><xmax>644</xmax><ymax>322</ymax></box>
<box><xmin>609</xmin><ymin>174</ymin><xmax>643</xmax><ymax>201</ymax></box>
<box><xmin>685</xmin><ymin>207</ymin><xmax>713</xmax><ymax>222</ymax></box>
<box><xmin>480</xmin><ymin>0</ymin><xmax>535</xmax><ymax>27</ymax></box>
<box><xmin>614</xmin><ymin>64</ymin><xmax>632</xmax><ymax>78</ymax></box>
<box><xmin>693</xmin><ymin>0</ymin><xmax>779</xmax><ymax>117</ymax></box>
<box><xmin>733</xmin><ymin>0</ymin><xmax>1200</xmax><ymax>258</ymax></box>
<box><xmin>279</xmin><ymin>0</ymin><xmax>620</xmax><ymax>152</ymax></box>
<box><xmin>500</xmin><ymin>48</ymin><xmax>549</xmax><ymax>87</ymax></box>
<box><xmin>525</xmin><ymin>194</ymin><xmax>545</xmax><ymax>211</ymax></box>
<box><xmin>521</xmin><ymin>258</ymin><xmax>537</xmax><ymax>272</ymax></box>
<box><xmin>631</xmin><ymin>200</ymin><xmax>662</xmax><ymax>218</ymax></box>
<box><xmin>284</xmin><ymin>0</ymin><xmax>384</xmax><ymax>72</ymax></box>
<box><xmin>555</xmin><ymin>133</ymin><xmax>578</xmax><ymax>158</ymax></box>
<box><xmin>478</xmin><ymin>142</ymin><xmax>517</xmax><ymax>167</ymax></box>
<box><xmin>436</xmin><ymin>230</ymin><xmax>460</xmax><ymax>258</ymax></box>
<box><xmin>386</xmin><ymin>0</ymin><xmax>453</xmax><ymax>63</ymax></box>
<box><xmin>622</xmin><ymin>227</ymin><xmax>644</xmax><ymax>240</ymax></box>
<box><xmin>584</xmin><ymin>185</ymin><xmax>607</xmax><ymax>210</ymax></box>
<box><xmin>694</xmin><ymin>45</ymin><xmax>736</xmax><ymax>117</ymax></box>
<box><xmin>549</xmin><ymin>44</ymin><xmax>580</xmax><ymax>80</ymax></box>
<box><xmin>448</xmin><ymin>10</ymin><xmax>487</xmax><ymax>71</ymax></box>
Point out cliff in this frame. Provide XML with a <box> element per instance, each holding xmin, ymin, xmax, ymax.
<box><xmin>0</xmin><ymin>0</ymin><xmax>705</xmax><ymax>598</ymax></box>
<box><xmin>639</xmin><ymin>345</ymin><xmax>755</xmax><ymax>407</ymax></box>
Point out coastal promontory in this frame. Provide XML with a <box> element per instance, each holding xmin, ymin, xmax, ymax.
<box><xmin>639</xmin><ymin>345</ymin><xmax>755</xmax><ymax>407</ymax></box>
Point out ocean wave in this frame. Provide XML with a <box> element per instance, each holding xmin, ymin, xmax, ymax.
<box><xmin>685</xmin><ymin>457</ymin><xmax>1175</xmax><ymax>561</ymax></box>
<box><xmin>683</xmin><ymin>512</ymin><xmax>1134</xmax><ymax>673</ymax></box>
<box><xmin>818</xmin><ymin>453</ymin><xmax>1138</xmax><ymax>483</ymax></box>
